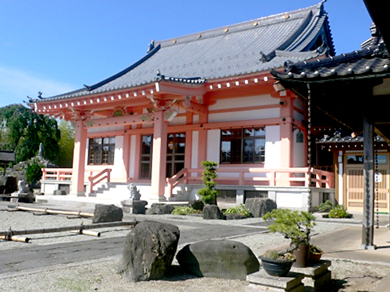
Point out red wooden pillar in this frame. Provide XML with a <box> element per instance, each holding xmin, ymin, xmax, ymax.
<box><xmin>71</xmin><ymin>119</ymin><xmax>88</xmax><ymax>196</ymax></box>
<box><xmin>151</xmin><ymin>111</ymin><xmax>168</xmax><ymax>199</ymax></box>
<box><xmin>198</xmin><ymin>112</ymin><xmax>208</xmax><ymax>167</ymax></box>
<box><xmin>279</xmin><ymin>95</ymin><xmax>294</xmax><ymax>186</ymax></box>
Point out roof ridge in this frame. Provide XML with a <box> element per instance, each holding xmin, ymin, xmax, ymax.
<box><xmin>155</xmin><ymin>3</ymin><xmax>324</xmax><ymax>48</ymax></box>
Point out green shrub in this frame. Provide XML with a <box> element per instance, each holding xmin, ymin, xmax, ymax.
<box><xmin>316</xmin><ymin>200</ymin><xmax>335</xmax><ymax>212</ymax></box>
<box><xmin>171</xmin><ymin>206</ymin><xmax>201</xmax><ymax>215</ymax></box>
<box><xmin>262</xmin><ymin>250</ymin><xmax>296</xmax><ymax>261</ymax></box>
<box><xmin>328</xmin><ymin>205</ymin><xmax>350</xmax><ymax>218</ymax></box>
<box><xmin>26</xmin><ymin>160</ymin><xmax>43</xmax><ymax>186</ymax></box>
<box><xmin>223</xmin><ymin>204</ymin><xmax>251</xmax><ymax>217</ymax></box>
<box><xmin>198</xmin><ymin>161</ymin><xmax>219</xmax><ymax>205</ymax></box>
<box><xmin>263</xmin><ymin>209</ymin><xmax>316</xmax><ymax>248</ymax></box>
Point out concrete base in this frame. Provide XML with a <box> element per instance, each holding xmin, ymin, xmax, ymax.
<box><xmin>290</xmin><ymin>260</ymin><xmax>332</xmax><ymax>291</ymax></box>
<box><xmin>247</xmin><ymin>270</ymin><xmax>305</xmax><ymax>291</ymax></box>
<box><xmin>121</xmin><ymin>200</ymin><xmax>147</xmax><ymax>214</ymax></box>
<box><xmin>359</xmin><ymin>244</ymin><xmax>377</xmax><ymax>250</ymax></box>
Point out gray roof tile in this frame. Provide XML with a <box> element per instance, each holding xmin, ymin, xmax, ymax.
<box><xmin>36</xmin><ymin>2</ymin><xmax>333</xmax><ymax>103</ymax></box>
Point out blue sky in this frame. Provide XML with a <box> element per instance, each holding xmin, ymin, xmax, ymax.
<box><xmin>0</xmin><ymin>0</ymin><xmax>372</xmax><ymax>108</ymax></box>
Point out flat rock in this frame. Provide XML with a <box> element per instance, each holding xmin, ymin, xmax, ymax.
<box><xmin>176</xmin><ymin>239</ymin><xmax>259</xmax><ymax>280</ymax></box>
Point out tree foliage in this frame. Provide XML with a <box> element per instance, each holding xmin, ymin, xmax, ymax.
<box><xmin>56</xmin><ymin>120</ymin><xmax>75</xmax><ymax>167</ymax></box>
<box><xmin>0</xmin><ymin>104</ymin><xmax>61</xmax><ymax>164</ymax></box>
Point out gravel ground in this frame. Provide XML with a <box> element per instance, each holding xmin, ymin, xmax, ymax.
<box><xmin>0</xmin><ymin>206</ymin><xmax>389</xmax><ymax>291</ymax></box>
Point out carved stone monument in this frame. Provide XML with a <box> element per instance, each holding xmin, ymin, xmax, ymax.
<box><xmin>121</xmin><ymin>183</ymin><xmax>147</xmax><ymax>214</ymax></box>
<box><xmin>10</xmin><ymin>179</ymin><xmax>35</xmax><ymax>203</ymax></box>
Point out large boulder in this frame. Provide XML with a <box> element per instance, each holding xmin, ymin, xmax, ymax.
<box><xmin>117</xmin><ymin>220</ymin><xmax>180</xmax><ymax>282</ymax></box>
<box><xmin>189</xmin><ymin>200</ymin><xmax>204</xmax><ymax>211</ymax></box>
<box><xmin>92</xmin><ymin>204</ymin><xmax>123</xmax><ymax>223</ymax></box>
<box><xmin>176</xmin><ymin>240</ymin><xmax>259</xmax><ymax>280</ymax></box>
<box><xmin>245</xmin><ymin>198</ymin><xmax>277</xmax><ymax>217</ymax></box>
<box><xmin>202</xmin><ymin>204</ymin><xmax>224</xmax><ymax>219</ymax></box>
<box><xmin>146</xmin><ymin>203</ymin><xmax>176</xmax><ymax>215</ymax></box>
<box><xmin>0</xmin><ymin>176</ymin><xmax>17</xmax><ymax>195</ymax></box>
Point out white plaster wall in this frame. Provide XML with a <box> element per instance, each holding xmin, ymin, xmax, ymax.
<box><xmin>112</xmin><ymin>136</ymin><xmax>124</xmax><ymax>179</ymax></box>
<box><xmin>209</xmin><ymin>108</ymin><xmax>280</xmax><ymax>123</ymax></box>
<box><xmin>293</xmin><ymin>97</ymin><xmax>304</xmax><ymax>111</ymax></box>
<box><xmin>208</xmin><ymin>94</ymin><xmax>278</xmax><ymax>110</ymax></box>
<box><xmin>191</xmin><ymin>131</ymin><xmax>199</xmax><ymax>169</ymax></box>
<box><xmin>87</xmin><ymin>126</ymin><xmax>124</xmax><ymax>133</ymax></box>
<box><xmin>207</xmin><ymin>129</ymin><xmax>220</xmax><ymax>164</ymax></box>
<box><xmin>264</xmin><ymin>125</ymin><xmax>280</xmax><ymax>168</ymax></box>
<box><xmin>193</xmin><ymin>115</ymin><xmax>199</xmax><ymax>124</ymax></box>
<box><xmin>275</xmin><ymin>191</ymin><xmax>309</xmax><ymax>210</ymax></box>
<box><xmin>293</xmin><ymin>111</ymin><xmax>304</xmax><ymax>124</ymax></box>
<box><xmin>129</xmin><ymin>135</ymin><xmax>137</xmax><ymax>179</ymax></box>
<box><xmin>168</xmin><ymin>116</ymin><xmax>186</xmax><ymax>126</ymax></box>
<box><xmin>293</xmin><ymin>129</ymin><xmax>305</xmax><ymax>167</ymax></box>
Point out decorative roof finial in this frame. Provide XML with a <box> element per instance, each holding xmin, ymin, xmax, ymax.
<box><xmin>37</xmin><ymin>91</ymin><xmax>43</xmax><ymax>99</ymax></box>
<box><xmin>147</xmin><ymin>40</ymin><xmax>155</xmax><ymax>53</ymax></box>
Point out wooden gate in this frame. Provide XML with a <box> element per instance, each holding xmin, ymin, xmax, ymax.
<box><xmin>346</xmin><ymin>166</ymin><xmax>389</xmax><ymax>212</ymax></box>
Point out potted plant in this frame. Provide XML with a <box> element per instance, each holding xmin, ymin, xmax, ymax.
<box><xmin>309</xmin><ymin>244</ymin><xmax>323</xmax><ymax>263</ymax></box>
<box><xmin>263</xmin><ymin>209</ymin><xmax>316</xmax><ymax>267</ymax></box>
<box><xmin>259</xmin><ymin>250</ymin><xmax>296</xmax><ymax>277</ymax></box>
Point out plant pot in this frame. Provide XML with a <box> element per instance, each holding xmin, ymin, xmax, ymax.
<box><xmin>292</xmin><ymin>244</ymin><xmax>309</xmax><ymax>267</ymax></box>
<box><xmin>259</xmin><ymin>256</ymin><xmax>294</xmax><ymax>277</ymax></box>
<box><xmin>309</xmin><ymin>252</ymin><xmax>323</xmax><ymax>263</ymax></box>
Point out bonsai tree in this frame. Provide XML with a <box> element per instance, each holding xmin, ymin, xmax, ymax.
<box><xmin>198</xmin><ymin>161</ymin><xmax>219</xmax><ymax>205</ymax></box>
<box><xmin>263</xmin><ymin>209</ymin><xmax>316</xmax><ymax>250</ymax></box>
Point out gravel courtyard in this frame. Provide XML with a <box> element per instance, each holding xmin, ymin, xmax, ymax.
<box><xmin>0</xmin><ymin>204</ymin><xmax>389</xmax><ymax>291</ymax></box>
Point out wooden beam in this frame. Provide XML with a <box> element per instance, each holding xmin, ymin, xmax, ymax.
<box><xmin>83</xmin><ymin>113</ymin><xmax>154</xmax><ymax>128</ymax></box>
<box><xmin>155</xmin><ymin>81</ymin><xmax>206</xmax><ymax>96</ymax></box>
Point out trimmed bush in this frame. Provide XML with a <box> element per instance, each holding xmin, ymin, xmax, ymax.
<box><xmin>171</xmin><ymin>206</ymin><xmax>201</xmax><ymax>215</ymax></box>
<box><xmin>223</xmin><ymin>204</ymin><xmax>251</xmax><ymax>218</ymax></box>
<box><xmin>329</xmin><ymin>205</ymin><xmax>350</xmax><ymax>218</ymax></box>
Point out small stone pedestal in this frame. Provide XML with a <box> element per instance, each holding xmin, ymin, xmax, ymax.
<box><xmin>121</xmin><ymin>199</ymin><xmax>147</xmax><ymax>214</ymax></box>
<box><xmin>290</xmin><ymin>260</ymin><xmax>331</xmax><ymax>291</ymax></box>
<box><xmin>246</xmin><ymin>270</ymin><xmax>305</xmax><ymax>291</ymax></box>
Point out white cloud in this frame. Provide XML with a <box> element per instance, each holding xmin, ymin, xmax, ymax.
<box><xmin>0</xmin><ymin>65</ymin><xmax>75</xmax><ymax>107</ymax></box>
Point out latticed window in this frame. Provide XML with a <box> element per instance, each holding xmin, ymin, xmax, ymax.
<box><xmin>88</xmin><ymin>137</ymin><xmax>115</xmax><ymax>165</ymax></box>
<box><xmin>220</xmin><ymin>128</ymin><xmax>265</xmax><ymax>164</ymax></box>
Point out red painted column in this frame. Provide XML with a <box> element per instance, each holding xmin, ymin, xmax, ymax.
<box><xmin>279</xmin><ymin>95</ymin><xmax>294</xmax><ymax>186</ymax></box>
<box><xmin>197</xmin><ymin>112</ymin><xmax>208</xmax><ymax>167</ymax></box>
<box><xmin>151</xmin><ymin>111</ymin><xmax>168</xmax><ymax>199</ymax></box>
<box><xmin>71</xmin><ymin>119</ymin><xmax>88</xmax><ymax>196</ymax></box>
<box><xmin>122</xmin><ymin>133</ymin><xmax>131</xmax><ymax>181</ymax></box>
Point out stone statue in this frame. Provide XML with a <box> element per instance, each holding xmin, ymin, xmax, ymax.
<box><xmin>18</xmin><ymin>180</ymin><xmax>29</xmax><ymax>194</ymax></box>
<box><xmin>38</xmin><ymin>143</ymin><xmax>43</xmax><ymax>158</ymax></box>
<box><xmin>128</xmin><ymin>183</ymin><xmax>141</xmax><ymax>201</ymax></box>
<box><xmin>121</xmin><ymin>183</ymin><xmax>146</xmax><ymax>214</ymax></box>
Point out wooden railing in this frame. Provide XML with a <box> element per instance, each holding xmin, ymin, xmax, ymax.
<box><xmin>42</xmin><ymin>168</ymin><xmax>73</xmax><ymax>181</ymax></box>
<box><xmin>42</xmin><ymin>168</ymin><xmax>112</xmax><ymax>194</ymax></box>
<box><xmin>166</xmin><ymin>167</ymin><xmax>334</xmax><ymax>197</ymax></box>
<box><xmin>87</xmin><ymin>169</ymin><xmax>112</xmax><ymax>194</ymax></box>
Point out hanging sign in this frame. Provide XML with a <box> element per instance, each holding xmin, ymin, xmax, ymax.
<box><xmin>375</xmin><ymin>172</ymin><xmax>382</xmax><ymax>183</ymax></box>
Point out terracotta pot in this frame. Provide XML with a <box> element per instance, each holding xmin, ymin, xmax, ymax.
<box><xmin>259</xmin><ymin>256</ymin><xmax>294</xmax><ymax>277</ymax></box>
<box><xmin>309</xmin><ymin>252</ymin><xmax>323</xmax><ymax>262</ymax></box>
<box><xmin>292</xmin><ymin>244</ymin><xmax>309</xmax><ymax>267</ymax></box>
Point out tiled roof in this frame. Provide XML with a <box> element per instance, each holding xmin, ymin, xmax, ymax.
<box><xmin>0</xmin><ymin>151</ymin><xmax>15</xmax><ymax>163</ymax></box>
<box><xmin>36</xmin><ymin>2</ymin><xmax>333</xmax><ymax>103</ymax></box>
<box><xmin>317</xmin><ymin>132</ymin><xmax>384</xmax><ymax>144</ymax></box>
<box><xmin>272</xmin><ymin>42</ymin><xmax>390</xmax><ymax>82</ymax></box>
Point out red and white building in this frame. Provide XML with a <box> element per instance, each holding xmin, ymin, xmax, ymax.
<box><xmin>31</xmin><ymin>2</ymin><xmax>335</xmax><ymax>210</ymax></box>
